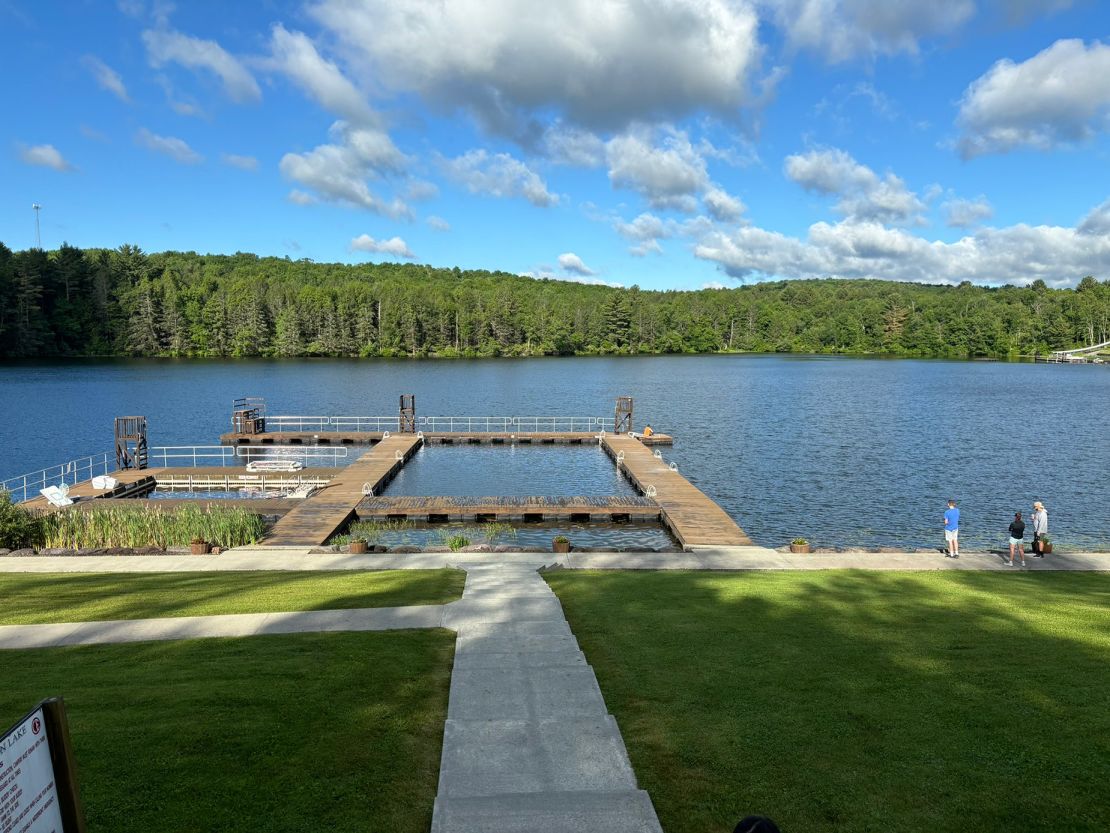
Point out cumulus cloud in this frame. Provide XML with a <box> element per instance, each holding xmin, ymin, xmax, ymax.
<box><xmin>350</xmin><ymin>234</ymin><xmax>415</xmax><ymax>258</ymax></box>
<box><xmin>764</xmin><ymin>0</ymin><xmax>974</xmax><ymax>62</ymax></box>
<box><xmin>279</xmin><ymin>120</ymin><xmax>411</xmax><ymax>217</ymax></box>
<box><xmin>943</xmin><ymin>196</ymin><xmax>993</xmax><ymax>228</ymax></box>
<box><xmin>704</xmin><ymin>187</ymin><xmax>746</xmax><ymax>222</ymax></box>
<box><xmin>558</xmin><ymin>252</ymin><xmax>597</xmax><ymax>276</ymax></box>
<box><xmin>287</xmin><ymin>189</ymin><xmax>317</xmax><ymax>205</ymax></box>
<box><xmin>267</xmin><ymin>24</ymin><xmax>372</xmax><ymax>122</ymax></box>
<box><xmin>542</xmin><ymin>124</ymin><xmax>606</xmax><ymax>167</ymax></box>
<box><xmin>607</xmin><ymin>127</ymin><xmax>709</xmax><ymax>212</ymax></box>
<box><xmin>18</xmin><ymin>144</ymin><xmax>74</xmax><ymax>171</ymax></box>
<box><xmin>83</xmin><ymin>56</ymin><xmax>130</xmax><ymax>102</ymax></box>
<box><xmin>142</xmin><ymin>27</ymin><xmax>261</xmax><ymax>103</ymax></box>
<box><xmin>308</xmin><ymin>0</ymin><xmax>762</xmax><ymax>132</ymax></box>
<box><xmin>135</xmin><ymin>128</ymin><xmax>202</xmax><ymax>164</ymax></box>
<box><xmin>957</xmin><ymin>39</ymin><xmax>1110</xmax><ymax>157</ymax></box>
<box><xmin>426</xmin><ymin>215</ymin><xmax>451</xmax><ymax>231</ymax></box>
<box><xmin>694</xmin><ymin>206</ymin><xmax>1110</xmax><ymax>288</ymax></box>
<box><xmin>1077</xmin><ymin>198</ymin><xmax>1110</xmax><ymax>236</ymax></box>
<box><xmin>442</xmin><ymin>149</ymin><xmax>558</xmax><ymax>207</ymax></box>
<box><xmin>784</xmin><ymin>147</ymin><xmax>924</xmax><ymax>224</ymax></box>
<box><xmin>614</xmin><ymin>212</ymin><xmax>673</xmax><ymax>256</ymax></box>
<box><xmin>221</xmin><ymin>153</ymin><xmax>259</xmax><ymax>171</ymax></box>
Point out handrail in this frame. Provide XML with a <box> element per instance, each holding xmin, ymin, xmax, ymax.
<box><xmin>146</xmin><ymin>446</ymin><xmax>350</xmax><ymax>468</ymax></box>
<box><xmin>1</xmin><ymin>452</ymin><xmax>114</xmax><ymax>504</ymax></box>
<box><xmin>263</xmin><ymin>414</ymin><xmax>610</xmax><ymax>433</ymax></box>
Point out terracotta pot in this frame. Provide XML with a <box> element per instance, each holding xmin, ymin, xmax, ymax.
<box><xmin>1041</xmin><ymin>543</ymin><xmax>1053</xmax><ymax>554</ymax></box>
<box><xmin>552</xmin><ymin>539</ymin><xmax>571</xmax><ymax>554</ymax></box>
<box><xmin>349</xmin><ymin>540</ymin><xmax>368</xmax><ymax>554</ymax></box>
<box><xmin>789</xmin><ymin>543</ymin><xmax>812</xmax><ymax>554</ymax></box>
<box><xmin>190</xmin><ymin>542</ymin><xmax>209</xmax><ymax>555</ymax></box>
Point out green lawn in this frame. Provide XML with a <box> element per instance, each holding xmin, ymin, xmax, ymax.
<box><xmin>0</xmin><ymin>630</ymin><xmax>454</xmax><ymax>833</ymax></box>
<box><xmin>545</xmin><ymin>571</ymin><xmax>1110</xmax><ymax>833</ymax></box>
<box><xmin>0</xmin><ymin>569</ymin><xmax>465</xmax><ymax>624</ymax></box>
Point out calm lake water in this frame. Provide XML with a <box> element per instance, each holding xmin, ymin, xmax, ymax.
<box><xmin>1</xmin><ymin>356</ymin><xmax>1107</xmax><ymax>550</ymax></box>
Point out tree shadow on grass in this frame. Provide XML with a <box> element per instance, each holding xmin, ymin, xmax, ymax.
<box><xmin>545</xmin><ymin>570</ymin><xmax>1110</xmax><ymax>833</ymax></box>
<box><xmin>0</xmin><ymin>568</ymin><xmax>466</xmax><ymax>624</ymax></box>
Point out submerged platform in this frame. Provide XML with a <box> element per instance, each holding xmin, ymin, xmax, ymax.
<box><xmin>219</xmin><ymin>430</ymin><xmax>674</xmax><ymax>446</ymax></box>
<box><xmin>356</xmin><ymin>495</ymin><xmax>661</xmax><ymax>523</ymax></box>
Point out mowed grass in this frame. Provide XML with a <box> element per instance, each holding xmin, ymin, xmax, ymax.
<box><xmin>0</xmin><ymin>630</ymin><xmax>454</xmax><ymax>833</ymax></box>
<box><xmin>545</xmin><ymin>571</ymin><xmax>1110</xmax><ymax>833</ymax></box>
<box><xmin>0</xmin><ymin>569</ymin><xmax>465</xmax><ymax>624</ymax></box>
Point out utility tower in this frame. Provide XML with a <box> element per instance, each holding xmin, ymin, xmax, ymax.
<box><xmin>32</xmin><ymin>203</ymin><xmax>42</xmax><ymax>248</ymax></box>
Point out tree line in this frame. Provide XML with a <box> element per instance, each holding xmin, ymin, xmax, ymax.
<box><xmin>0</xmin><ymin>241</ymin><xmax>1107</xmax><ymax>359</ymax></box>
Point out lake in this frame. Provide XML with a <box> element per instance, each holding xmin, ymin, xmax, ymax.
<box><xmin>0</xmin><ymin>355</ymin><xmax>1107</xmax><ymax>551</ymax></box>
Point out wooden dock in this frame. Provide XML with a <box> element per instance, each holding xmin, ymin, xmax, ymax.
<box><xmin>356</xmin><ymin>495</ymin><xmax>660</xmax><ymax>523</ymax></box>
<box><xmin>22</xmin><ymin>470</ymin><xmax>158</xmax><ymax>511</ymax></box>
<box><xmin>601</xmin><ymin>435</ymin><xmax>752</xmax><ymax>548</ymax></box>
<box><xmin>220</xmin><ymin>430</ymin><xmax>673</xmax><ymax>446</ymax></box>
<box><xmin>70</xmin><ymin>497</ymin><xmax>298</xmax><ymax>515</ymax></box>
<box><xmin>262</xmin><ymin>435</ymin><xmax>423</xmax><ymax>546</ymax></box>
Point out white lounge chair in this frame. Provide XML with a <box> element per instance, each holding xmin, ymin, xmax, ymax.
<box><xmin>40</xmin><ymin>484</ymin><xmax>74</xmax><ymax>507</ymax></box>
<box><xmin>245</xmin><ymin>459</ymin><xmax>303</xmax><ymax>472</ymax></box>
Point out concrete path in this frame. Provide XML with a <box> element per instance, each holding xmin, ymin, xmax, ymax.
<box><xmin>1</xmin><ymin>547</ymin><xmax>1106</xmax><ymax>573</ymax></box>
<box><xmin>433</xmin><ymin>563</ymin><xmax>663</xmax><ymax>833</ymax></box>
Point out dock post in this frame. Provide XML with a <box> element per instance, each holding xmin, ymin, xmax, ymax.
<box><xmin>399</xmin><ymin>394</ymin><xmax>416</xmax><ymax>433</ymax></box>
<box><xmin>114</xmin><ymin>416</ymin><xmax>148</xmax><ymax>470</ymax></box>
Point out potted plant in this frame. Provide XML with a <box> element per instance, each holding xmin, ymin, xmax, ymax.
<box><xmin>1038</xmin><ymin>535</ymin><xmax>1053</xmax><ymax>555</ymax></box>
<box><xmin>348</xmin><ymin>537</ymin><xmax>368</xmax><ymax>554</ymax></box>
<box><xmin>190</xmin><ymin>537</ymin><xmax>209</xmax><ymax>555</ymax></box>
<box><xmin>789</xmin><ymin>537</ymin><xmax>812</xmax><ymax>554</ymax></box>
<box><xmin>552</xmin><ymin>535</ymin><xmax>571</xmax><ymax>554</ymax></box>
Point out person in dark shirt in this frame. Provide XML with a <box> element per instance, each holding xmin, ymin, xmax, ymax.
<box><xmin>1008</xmin><ymin>512</ymin><xmax>1026</xmax><ymax>567</ymax></box>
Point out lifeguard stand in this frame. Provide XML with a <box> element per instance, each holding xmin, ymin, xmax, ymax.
<box><xmin>115</xmin><ymin>416</ymin><xmax>148</xmax><ymax>470</ymax></box>
<box><xmin>232</xmin><ymin>397</ymin><xmax>266</xmax><ymax>434</ymax></box>
<box><xmin>614</xmin><ymin>396</ymin><xmax>634</xmax><ymax>434</ymax></box>
<box><xmin>399</xmin><ymin>395</ymin><xmax>417</xmax><ymax>433</ymax></box>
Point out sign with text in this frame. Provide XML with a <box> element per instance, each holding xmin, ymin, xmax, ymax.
<box><xmin>0</xmin><ymin>706</ymin><xmax>64</xmax><ymax>833</ymax></box>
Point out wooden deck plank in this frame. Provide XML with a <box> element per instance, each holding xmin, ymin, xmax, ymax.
<box><xmin>601</xmin><ymin>435</ymin><xmax>752</xmax><ymax>548</ymax></box>
<box><xmin>355</xmin><ymin>495</ymin><xmax>660</xmax><ymax>522</ymax></box>
<box><xmin>221</xmin><ymin>430</ymin><xmax>673</xmax><ymax>446</ymax></box>
<box><xmin>262</xmin><ymin>435</ymin><xmax>423</xmax><ymax>546</ymax></box>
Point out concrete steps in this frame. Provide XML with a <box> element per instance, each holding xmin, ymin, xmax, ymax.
<box><xmin>432</xmin><ymin>790</ymin><xmax>663</xmax><ymax>833</ymax></box>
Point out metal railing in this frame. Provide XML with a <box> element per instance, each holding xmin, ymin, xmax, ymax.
<box><xmin>147</xmin><ymin>446</ymin><xmax>350</xmax><ymax>468</ymax></box>
<box><xmin>265</xmin><ymin>414</ymin><xmax>609</xmax><ymax>433</ymax></box>
<box><xmin>1</xmin><ymin>452</ymin><xmax>114</xmax><ymax>503</ymax></box>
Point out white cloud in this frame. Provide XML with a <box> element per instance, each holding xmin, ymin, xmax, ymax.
<box><xmin>764</xmin><ymin>0</ymin><xmax>974</xmax><ymax>62</ymax></box>
<box><xmin>704</xmin><ymin>187</ymin><xmax>746</xmax><ymax>222</ymax></box>
<box><xmin>694</xmin><ymin>204</ymin><xmax>1110</xmax><ymax>288</ymax></box>
<box><xmin>957</xmin><ymin>39</ymin><xmax>1110</xmax><ymax>157</ymax></box>
<box><xmin>1077</xmin><ymin>198</ymin><xmax>1110</xmax><ymax>236</ymax></box>
<box><xmin>784</xmin><ymin>147</ymin><xmax>924</xmax><ymax>224</ymax></box>
<box><xmin>542</xmin><ymin>124</ymin><xmax>606</xmax><ymax>167</ymax></box>
<box><xmin>615</xmin><ymin>212</ymin><xmax>670</xmax><ymax>242</ymax></box>
<box><xmin>702</xmin><ymin>280</ymin><xmax>729</xmax><ymax>289</ymax></box>
<box><xmin>267</xmin><ymin>24</ymin><xmax>372</xmax><ymax>122</ymax></box>
<box><xmin>135</xmin><ymin>128</ymin><xmax>202</xmax><ymax>164</ymax></box>
<box><xmin>83</xmin><ymin>56</ymin><xmax>130</xmax><ymax>102</ymax></box>
<box><xmin>221</xmin><ymin>153</ymin><xmax>259</xmax><ymax>171</ymax></box>
<box><xmin>443</xmin><ymin>149</ymin><xmax>558</xmax><ymax>207</ymax></box>
<box><xmin>350</xmin><ymin>234</ymin><xmax>415</xmax><ymax>258</ymax></box>
<box><xmin>426</xmin><ymin>215</ymin><xmax>451</xmax><ymax>231</ymax></box>
<box><xmin>607</xmin><ymin>127</ymin><xmax>709</xmax><ymax>212</ymax></box>
<box><xmin>279</xmin><ymin>121</ymin><xmax>411</xmax><ymax>217</ymax></box>
<box><xmin>287</xmin><ymin>189</ymin><xmax>317</xmax><ymax>205</ymax></box>
<box><xmin>18</xmin><ymin>144</ymin><xmax>74</xmax><ymax>171</ymax></box>
<box><xmin>142</xmin><ymin>27</ymin><xmax>261</xmax><ymax>103</ymax></box>
<box><xmin>558</xmin><ymin>252</ymin><xmax>597</xmax><ymax>276</ymax></box>
<box><xmin>309</xmin><ymin>0</ymin><xmax>762</xmax><ymax>132</ymax></box>
<box><xmin>943</xmin><ymin>196</ymin><xmax>993</xmax><ymax>228</ymax></box>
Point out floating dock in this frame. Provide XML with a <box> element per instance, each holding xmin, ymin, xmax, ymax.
<box><xmin>602</xmin><ymin>434</ymin><xmax>753</xmax><ymax>548</ymax></box>
<box><xmin>262</xmin><ymin>435</ymin><xmax>422</xmax><ymax>546</ymax></box>
<box><xmin>356</xmin><ymin>495</ymin><xmax>661</xmax><ymax>523</ymax></box>
<box><xmin>220</xmin><ymin>430</ymin><xmax>673</xmax><ymax>446</ymax></box>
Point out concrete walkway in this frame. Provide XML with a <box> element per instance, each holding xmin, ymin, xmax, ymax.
<box><xmin>433</xmin><ymin>563</ymin><xmax>662</xmax><ymax>833</ymax></box>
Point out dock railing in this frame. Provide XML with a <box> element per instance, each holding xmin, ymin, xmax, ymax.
<box><xmin>148</xmin><ymin>446</ymin><xmax>350</xmax><ymax>468</ymax></box>
<box><xmin>1</xmin><ymin>452</ymin><xmax>114</xmax><ymax>503</ymax></box>
<box><xmin>262</xmin><ymin>415</ymin><xmax>609</xmax><ymax>433</ymax></box>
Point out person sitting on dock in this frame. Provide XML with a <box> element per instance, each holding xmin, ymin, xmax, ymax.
<box><xmin>642</xmin><ymin>424</ymin><xmax>654</xmax><ymax>438</ymax></box>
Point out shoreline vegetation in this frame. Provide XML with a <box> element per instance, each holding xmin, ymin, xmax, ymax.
<box><xmin>1</xmin><ymin>242</ymin><xmax>1107</xmax><ymax>360</ymax></box>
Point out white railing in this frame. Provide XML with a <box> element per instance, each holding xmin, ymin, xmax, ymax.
<box><xmin>147</xmin><ymin>446</ymin><xmax>350</xmax><ymax>468</ymax></box>
<box><xmin>1</xmin><ymin>452</ymin><xmax>114</xmax><ymax>503</ymax></box>
<box><xmin>264</xmin><ymin>414</ymin><xmax>610</xmax><ymax>433</ymax></box>
<box><xmin>265</xmin><ymin>415</ymin><xmax>400</xmax><ymax>432</ymax></box>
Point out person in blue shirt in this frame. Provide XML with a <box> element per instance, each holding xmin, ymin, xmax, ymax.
<box><xmin>943</xmin><ymin>499</ymin><xmax>960</xmax><ymax>558</ymax></box>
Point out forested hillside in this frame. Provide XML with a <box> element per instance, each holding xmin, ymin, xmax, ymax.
<box><xmin>1</xmin><ymin>242</ymin><xmax>1107</xmax><ymax>359</ymax></box>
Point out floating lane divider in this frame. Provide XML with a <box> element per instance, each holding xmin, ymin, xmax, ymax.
<box><xmin>262</xmin><ymin>434</ymin><xmax>423</xmax><ymax>546</ymax></box>
<box><xmin>601</xmin><ymin>434</ymin><xmax>753</xmax><ymax>549</ymax></box>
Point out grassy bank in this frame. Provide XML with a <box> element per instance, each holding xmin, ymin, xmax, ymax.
<box><xmin>0</xmin><ymin>569</ymin><xmax>465</xmax><ymax>624</ymax></box>
<box><xmin>545</xmin><ymin>571</ymin><xmax>1110</xmax><ymax>833</ymax></box>
<box><xmin>0</xmin><ymin>631</ymin><xmax>454</xmax><ymax>832</ymax></box>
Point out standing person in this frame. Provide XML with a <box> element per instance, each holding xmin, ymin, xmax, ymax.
<box><xmin>1031</xmin><ymin>501</ymin><xmax>1049</xmax><ymax>557</ymax></box>
<box><xmin>943</xmin><ymin>499</ymin><xmax>960</xmax><ymax>558</ymax></box>
<box><xmin>1008</xmin><ymin>512</ymin><xmax>1026</xmax><ymax>567</ymax></box>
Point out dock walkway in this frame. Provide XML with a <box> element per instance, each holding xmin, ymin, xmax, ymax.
<box><xmin>262</xmin><ymin>435</ymin><xmax>423</xmax><ymax>546</ymax></box>
<box><xmin>221</xmin><ymin>430</ymin><xmax>673</xmax><ymax>447</ymax></box>
<box><xmin>602</xmin><ymin>434</ymin><xmax>753</xmax><ymax>548</ymax></box>
<box><xmin>356</xmin><ymin>495</ymin><xmax>660</xmax><ymax>523</ymax></box>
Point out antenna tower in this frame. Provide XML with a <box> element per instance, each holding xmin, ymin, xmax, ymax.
<box><xmin>32</xmin><ymin>203</ymin><xmax>42</xmax><ymax>248</ymax></box>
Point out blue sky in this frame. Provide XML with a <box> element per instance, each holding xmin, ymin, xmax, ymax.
<box><xmin>2</xmin><ymin>0</ymin><xmax>1109</xmax><ymax>290</ymax></box>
